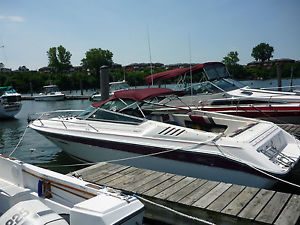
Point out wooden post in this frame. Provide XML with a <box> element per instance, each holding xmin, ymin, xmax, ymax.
<box><xmin>80</xmin><ymin>78</ymin><xmax>83</xmax><ymax>95</ymax></box>
<box><xmin>100</xmin><ymin>66</ymin><xmax>109</xmax><ymax>101</ymax></box>
<box><xmin>29</xmin><ymin>81</ymin><xmax>33</xmax><ymax>96</ymax></box>
<box><xmin>277</xmin><ymin>64</ymin><xmax>282</xmax><ymax>91</ymax></box>
<box><xmin>290</xmin><ymin>65</ymin><xmax>294</xmax><ymax>91</ymax></box>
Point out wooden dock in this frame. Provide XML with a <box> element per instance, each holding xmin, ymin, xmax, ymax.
<box><xmin>71</xmin><ymin>162</ymin><xmax>300</xmax><ymax>225</ymax></box>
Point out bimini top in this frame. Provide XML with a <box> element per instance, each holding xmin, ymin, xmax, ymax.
<box><xmin>145</xmin><ymin>62</ymin><xmax>225</xmax><ymax>84</ymax></box>
<box><xmin>92</xmin><ymin>88</ymin><xmax>183</xmax><ymax>107</ymax></box>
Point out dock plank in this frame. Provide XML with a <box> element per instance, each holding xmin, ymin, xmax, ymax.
<box><xmin>112</xmin><ymin>169</ymin><xmax>157</xmax><ymax>190</ymax></box>
<box><xmin>155</xmin><ymin>177</ymin><xmax>196</xmax><ymax>200</ymax></box>
<box><xmin>207</xmin><ymin>184</ymin><xmax>245</xmax><ymax>212</ymax></box>
<box><xmin>274</xmin><ymin>194</ymin><xmax>300</xmax><ymax>225</ymax></box>
<box><xmin>98</xmin><ymin>167</ymin><xmax>138</xmax><ymax>185</ymax></box>
<box><xmin>255</xmin><ymin>192</ymin><xmax>291</xmax><ymax>224</ymax></box>
<box><xmin>85</xmin><ymin>164</ymin><xmax>130</xmax><ymax>182</ymax></box>
<box><xmin>178</xmin><ymin>180</ymin><xmax>219</xmax><ymax>206</ymax></box>
<box><xmin>143</xmin><ymin>175</ymin><xmax>185</xmax><ymax>197</ymax></box>
<box><xmin>135</xmin><ymin>173</ymin><xmax>175</xmax><ymax>194</ymax></box>
<box><xmin>106</xmin><ymin>168</ymin><xmax>147</xmax><ymax>187</ymax></box>
<box><xmin>192</xmin><ymin>183</ymin><xmax>232</xmax><ymax>208</ymax></box>
<box><xmin>167</xmin><ymin>179</ymin><xmax>207</xmax><ymax>203</ymax></box>
<box><xmin>221</xmin><ymin>186</ymin><xmax>259</xmax><ymax>216</ymax></box>
<box><xmin>238</xmin><ymin>189</ymin><xmax>275</xmax><ymax>220</ymax></box>
<box><xmin>126</xmin><ymin>171</ymin><xmax>166</xmax><ymax>193</ymax></box>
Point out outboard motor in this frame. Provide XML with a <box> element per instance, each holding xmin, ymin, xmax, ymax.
<box><xmin>0</xmin><ymin>199</ymin><xmax>69</xmax><ymax>225</ymax></box>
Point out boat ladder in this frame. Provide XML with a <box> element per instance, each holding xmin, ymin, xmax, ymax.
<box><xmin>259</xmin><ymin>146</ymin><xmax>296</xmax><ymax>167</ymax></box>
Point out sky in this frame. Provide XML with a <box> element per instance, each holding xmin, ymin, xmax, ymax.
<box><xmin>0</xmin><ymin>0</ymin><xmax>299</xmax><ymax>70</ymax></box>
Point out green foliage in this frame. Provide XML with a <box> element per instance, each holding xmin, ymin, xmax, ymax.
<box><xmin>47</xmin><ymin>45</ymin><xmax>72</xmax><ymax>72</ymax></box>
<box><xmin>222</xmin><ymin>51</ymin><xmax>239</xmax><ymax>66</ymax></box>
<box><xmin>251</xmin><ymin>43</ymin><xmax>274</xmax><ymax>62</ymax></box>
<box><xmin>81</xmin><ymin>48</ymin><xmax>113</xmax><ymax>76</ymax></box>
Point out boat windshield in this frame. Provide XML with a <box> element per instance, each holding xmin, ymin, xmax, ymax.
<box><xmin>210</xmin><ymin>79</ymin><xmax>242</xmax><ymax>92</ymax></box>
<box><xmin>77</xmin><ymin>106</ymin><xmax>96</xmax><ymax>119</ymax></box>
<box><xmin>110</xmin><ymin>83</ymin><xmax>130</xmax><ymax>92</ymax></box>
<box><xmin>187</xmin><ymin>81</ymin><xmax>224</xmax><ymax>95</ymax></box>
<box><xmin>204</xmin><ymin>64</ymin><xmax>230</xmax><ymax>80</ymax></box>
<box><xmin>87</xmin><ymin>108</ymin><xmax>144</xmax><ymax>124</ymax></box>
<box><xmin>44</xmin><ymin>86</ymin><xmax>59</xmax><ymax>93</ymax></box>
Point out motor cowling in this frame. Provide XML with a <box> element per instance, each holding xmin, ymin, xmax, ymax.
<box><xmin>0</xmin><ymin>199</ymin><xmax>69</xmax><ymax>225</ymax></box>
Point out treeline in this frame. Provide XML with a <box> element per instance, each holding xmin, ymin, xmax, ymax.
<box><xmin>0</xmin><ymin>67</ymin><xmax>166</xmax><ymax>93</ymax></box>
<box><xmin>227</xmin><ymin>63</ymin><xmax>300</xmax><ymax>80</ymax></box>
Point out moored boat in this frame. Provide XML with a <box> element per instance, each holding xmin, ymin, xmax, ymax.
<box><xmin>146</xmin><ymin>62</ymin><xmax>300</xmax><ymax>103</ymax></box>
<box><xmin>28</xmin><ymin>88</ymin><xmax>300</xmax><ymax>189</ymax></box>
<box><xmin>0</xmin><ymin>154</ymin><xmax>144</xmax><ymax>225</ymax></box>
<box><xmin>0</xmin><ymin>86</ymin><xmax>22</xmax><ymax>119</ymax></box>
<box><xmin>90</xmin><ymin>80</ymin><xmax>130</xmax><ymax>101</ymax></box>
<box><xmin>35</xmin><ymin>85</ymin><xmax>65</xmax><ymax>101</ymax></box>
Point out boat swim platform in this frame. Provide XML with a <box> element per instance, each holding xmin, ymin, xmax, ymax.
<box><xmin>70</xmin><ymin>162</ymin><xmax>300</xmax><ymax>225</ymax></box>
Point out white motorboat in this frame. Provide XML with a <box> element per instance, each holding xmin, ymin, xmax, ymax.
<box><xmin>0</xmin><ymin>154</ymin><xmax>144</xmax><ymax>225</ymax></box>
<box><xmin>35</xmin><ymin>85</ymin><xmax>65</xmax><ymax>101</ymax></box>
<box><xmin>29</xmin><ymin>88</ymin><xmax>300</xmax><ymax>189</ymax></box>
<box><xmin>0</xmin><ymin>86</ymin><xmax>22</xmax><ymax>118</ymax></box>
<box><xmin>156</xmin><ymin>95</ymin><xmax>300</xmax><ymax>124</ymax></box>
<box><xmin>146</xmin><ymin>62</ymin><xmax>300</xmax><ymax>104</ymax></box>
<box><xmin>90</xmin><ymin>81</ymin><xmax>130</xmax><ymax>101</ymax></box>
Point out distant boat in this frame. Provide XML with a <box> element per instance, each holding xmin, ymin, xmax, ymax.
<box><xmin>35</xmin><ymin>85</ymin><xmax>65</xmax><ymax>101</ymax></box>
<box><xmin>0</xmin><ymin>86</ymin><xmax>22</xmax><ymax>118</ymax></box>
<box><xmin>90</xmin><ymin>80</ymin><xmax>130</xmax><ymax>101</ymax></box>
<box><xmin>0</xmin><ymin>154</ymin><xmax>144</xmax><ymax>225</ymax></box>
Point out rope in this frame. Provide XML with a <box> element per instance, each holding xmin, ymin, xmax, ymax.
<box><xmin>9</xmin><ymin>126</ymin><xmax>28</xmax><ymax>157</ymax></box>
<box><xmin>134</xmin><ymin>195</ymin><xmax>216</xmax><ymax>225</ymax></box>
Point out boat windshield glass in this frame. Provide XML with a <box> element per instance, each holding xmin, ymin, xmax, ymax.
<box><xmin>187</xmin><ymin>81</ymin><xmax>223</xmax><ymax>95</ymax></box>
<box><xmin>204</xmin><ymin>64</ymin><xmax>230</xmax><ymax>80</ymax></box>
<box><xmin>77</xmin><ymin>106</ymin><xmax>96</xmax><ymax>119</ymax></box>
<box><xmin>87</xmin><ymin>108</ymin><xmax>144</xmax><ymax>124</ymax></box>
<box><xmin>210</xmin><ymin>79</ymin><xmax>241</xmax><ymax>92</ymax></box>
<box><xmin>44</xmin><ymin>86</ymin><xmax>59</xmax><ymax>93</ymax></box>
<box><xmin>110</xmin><ymin>83</ymin><xmax>130</xmax><ymax>92</ymax></box>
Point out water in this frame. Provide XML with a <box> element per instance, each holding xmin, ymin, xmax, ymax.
<box><xmin>0</xmin><ymin>99</ymin><xmax>92</xmax><ymax>173</ymax></box>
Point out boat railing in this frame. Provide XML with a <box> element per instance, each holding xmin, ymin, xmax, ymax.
<box><xmin>28</xmin><ymin>110</ymin><xmax>84</xmax><ymax>122</ymax></box>
<box><xmin>28</xmin><ymin>110</ymin><xmax>101</xmax><ymax>132</ymax></box>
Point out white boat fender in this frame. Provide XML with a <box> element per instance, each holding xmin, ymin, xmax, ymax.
<box><xmin>0</xmin><ymin>199</ymin><xmax>69</xmax><ymax>225</ymax></box>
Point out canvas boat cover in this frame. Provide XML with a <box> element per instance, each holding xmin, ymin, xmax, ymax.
<box><xmin>145</xmin><ymin>62</ymin><xmax>224</xmax><ymax>84</ymax></box>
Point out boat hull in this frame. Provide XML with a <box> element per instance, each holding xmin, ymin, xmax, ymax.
<box><xmin>40</xmin><ymin>130</ymin><xmax>280</xmax><ymax>189</ymax></box>
<box><xmin>0</xmin><ymin>102</ymin><xmax>22</xmax><ymax>118</ymax></box>
<box><xmin>35</xmin><ymin>94</ymin><xmax>65</xmax><ymax>101</ymax></box>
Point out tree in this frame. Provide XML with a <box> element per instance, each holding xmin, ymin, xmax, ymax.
<box><xmin>18</xmin><ymin>66</ymin><xmax>29</xmax><ymax>71</ymax></box>
<box><xmin>81</xmin><ymin>48</ymin><xmax>113</xmax><ymax>76</ymax></box>
<box><xmin>251</xmin><ymin>43</ymin><xmax>274</xmax><ymax>62</ymax></box>
<box><xmin>222</xmin><ymin>51</ymin><xmax>239</xmax><ymax>66</ymax></box>
<box><xmin>47</xmin><ymin>45</ymin><xmax>72</xmax><ymax>72</ymax></box>
<box><xmin>0</xmin><ymin>62</ymin><xmax>4</xmax><ymax>69</ymax></box>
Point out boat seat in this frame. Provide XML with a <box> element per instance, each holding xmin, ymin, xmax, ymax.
<box><xmin>0</xmin><ymin>178</ymin><xmax>31</xmax><ymax>214</ymax></box>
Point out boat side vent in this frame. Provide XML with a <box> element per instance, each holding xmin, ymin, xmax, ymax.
<box><xmin>158</xmin><ymin>127</ymin><xmax>185</xmax><ymax>136</ymax></box>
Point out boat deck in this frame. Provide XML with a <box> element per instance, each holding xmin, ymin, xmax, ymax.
<box><xmin>71</xmin><ymin>162</ymin><xmax>300</xmax><ymax>225</ymax></box>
